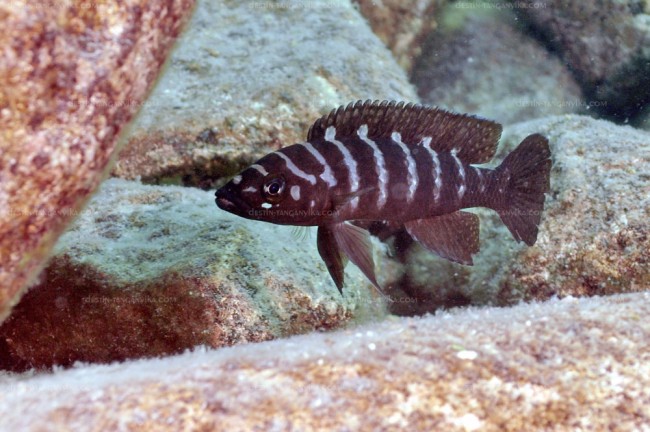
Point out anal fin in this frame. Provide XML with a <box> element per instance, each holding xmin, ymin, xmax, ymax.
<box><xmin>404</xmin><ymin>211</ymin><xmax>480</xmax><ymax>265</ymax></box>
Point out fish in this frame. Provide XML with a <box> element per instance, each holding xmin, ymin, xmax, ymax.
<box><xmin>215</xmin><ymin>100</ymin><xmax>551</xmax><ymax>294</ymax></box>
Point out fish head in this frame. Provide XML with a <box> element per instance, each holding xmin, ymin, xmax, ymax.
<box><xmin>215</xmin><ymin>148</ymin><xmax>329</xmax><ymax>225</ymax></box>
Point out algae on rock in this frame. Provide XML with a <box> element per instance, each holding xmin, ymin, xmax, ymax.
<box><xmin>0</xmin><ymin>179</ymin><xmax>385</xmax><ymax>371</ymax></box>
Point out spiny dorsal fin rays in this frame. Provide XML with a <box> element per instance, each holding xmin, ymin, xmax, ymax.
<box><xmin>307</xmin><ymin>100</ymin><xmax>503</xmax><ymax>164</ymax></box>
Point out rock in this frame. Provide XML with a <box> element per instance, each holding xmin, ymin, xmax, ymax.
<box><xmin>0</xmin><ymin>0</ymin><xmax>195</xmax><ymax>324</ymax></box>
<box><xmin>411</xmin><ymin>6</ymin><xmax>584</xmax><ymax>125</ymax></box>
<box><xmin>353</xmin><ymin>0</ymin><xmax>446</xmax><ymax>72</ymax></box>
<box><xmin>0</xmin><ymin>179</ymin><xmax>385</xmax><ymax>371</ymax></box>
<box><xmin>401</xmin><ymin>115</ymin><xmax>650</xmax><ymax>313</ymax></box>
<box><xmin>1</xmin><ymin>293</ymin><xmax>649</xmax><ymax>430</ymax></box>
<box><xmin>512</xmin><ymin>0</ymin><xmax>650</xmax><ymax>119</ymax></box>
<box><xmin>112</xmin><ymin>0</ymin><xmax>417</xmax><ymax>188</ymax></box>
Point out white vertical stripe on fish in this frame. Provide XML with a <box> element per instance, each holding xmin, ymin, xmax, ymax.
<box><xmin>300</xmin><ymin>142</ymin><xmax>338</xmax><ymax>187</ymax></box>
<box><xmin>419</xmin><ymin>136</ymin><xmax>441</xmax><ymax>202</ymax></box>
<box><xmin>275</xmin><ymin>152</ymin><xmax>317</xmax><ymax>185</ymax></box>
<box><xmin>391</xmin><ymin>131</ymin><xmax>418</xmax><ymax>203</ymax></box>
<box><xmin>474</xmin><ymin>166</ymin><xmax>485</xmax><ymax>192</ymax></box>
<box><xmin>356</xmin><ymin>124</ymin><xmax>388</xmax><ymax>209</ymax></box>
<box><xmin>250</xmin><ymin>164</ymin><xmax>269</xmax><ymax>176</ymax></box>
<box><xmin>232</xmin><ymin>175</ymin><xmax>242</xmax><ymax>185</ymax></box>
<box><xmin>325</xmin><ymin>126</ymin><xmax>360</xmax><ymax>209</ymax></box>
<box><xmin>451</xmin><ymin>148</ymin><xmax>466</xmax><ymax>200</ymax></box>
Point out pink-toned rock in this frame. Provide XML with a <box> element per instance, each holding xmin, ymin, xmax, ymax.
<box><xmin>0</xmin><ymin>292</ymin><xmax>649</xmax><ymax>430</ymax></box>
<box><xmin>0</xmin><ymin>0</ymin><xmax>195</xmax><ymax>324</ymax></box>
<box><xmin>354</xmin><ymin>0</ymin><xmax>446</xmax><ymax>72</ymax></box>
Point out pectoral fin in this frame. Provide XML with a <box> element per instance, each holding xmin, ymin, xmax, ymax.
<box><xmin>404</xmin><ymin>211</ymin><xmax>480</xmax><ymax>265</ymax></box>
<box><xmin>317</xmin><ymin>223</ymin><xmax>380</xmax><ymax>294</ymax></box>
<box><xmin>331</xmin><ymin>187</ymin><xmax>375</xmax><ymax>214</ymax></box>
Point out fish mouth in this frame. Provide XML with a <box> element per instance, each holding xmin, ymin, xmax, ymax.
<box><xmin>216</xmin><ymin>196</ymin><xmax>236</xmax><ymax>211</ymax></box>
<box><xmin>215</xmin><ymin>188</ymin><xmax>250</xmax><ymax>215</ymax></box>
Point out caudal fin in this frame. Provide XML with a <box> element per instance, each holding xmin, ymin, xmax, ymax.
<box><xmin>495</xmin><ymin>134</ymin><xmax>551</xmax><ymax>246</ymax></box>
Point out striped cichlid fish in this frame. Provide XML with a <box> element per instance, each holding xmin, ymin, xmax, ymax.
<box><xmin>215</xmin><ymin>100</ymin><xmax>551</xmax><ymax>293</ymax></box>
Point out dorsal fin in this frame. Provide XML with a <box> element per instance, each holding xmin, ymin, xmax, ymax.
<box><xmin>307</xmin><ymin>100</ymin><xmax>503</xmax><ymax>164</ymax></box>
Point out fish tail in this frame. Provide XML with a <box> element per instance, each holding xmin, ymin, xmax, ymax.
<box><xmin>494</xmin><ymin>134</ymin><xmax>551</xmax><ymax>246</ymax></box>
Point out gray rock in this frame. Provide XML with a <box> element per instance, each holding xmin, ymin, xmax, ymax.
<box><xmin>512</xmin><ymin>0</ymin><xmax>650</xmax><ymax>119</ymax></box>
<box><xmin>0</xmin><ymin>179</ymin><xmax>385</xmax><ymax>371</ymax></box>
<box><xmin>113</xmin><ymin>0</ymin><xmax>417</xmax><ymax>187</ymax></box>
<box><xmin>402</xmin><ymin>115</ymin><xmax>650</xmax><ymax>312</ymax></box>
<box><xmin>411</xmin><ymin>6</ymin><xmax>584</xmax><ymax>125</ymax></box>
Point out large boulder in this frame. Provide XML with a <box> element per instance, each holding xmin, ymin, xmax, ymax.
<box><xmin>512</xmin><ymin>0</ymin><xmax>650</xmax><ymax>119</ymax></box>
<box><xmin>411</xmin><ymin>6</ymin><xmax>584</xmax><ymax>126</ymax></box>
<box><xmin>112</xmin><ymin>0</ymin><xmax>417</xmax><ymax>188</ymax></box>
<box><xmin>0</xmin><ymin>0</ymin><xmax>195</xmax><ymax>324</ymax></box>
<box><xmin>0</xmin><ymin>179</ymin><xmax>384</xmax><ymax>371</ymax></box>
<box><xmin>1</xmin><ymin>292</ymin><xmax>648</xmax><ymax>430</ymax></box>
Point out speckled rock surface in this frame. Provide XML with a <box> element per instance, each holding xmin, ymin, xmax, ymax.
<box><xmin>353</xmin><ymin>0</ymin><xmax>446</xmax><ymax>72</ymax></box>
<box><xmin>112</xmin><ymin>0</ymin><xmax>417</xmax><ymax>188</ymax></box>
<box><xmin>0</xmin><ymin>0</ymin><xmax>195</xmax><ymax>324</ymax></box>
<box><xmin>512</xmin><ymin>0</ymin><xmax>650</xmax><ymax>119</ymax></box>
<box><xmin>411</xmin><ymin>6</ymin><xmax>584</xmax><ymax>125</ymax></box>
<box><xmin>398</xmin><ymin>115</ymin><xmax>650</xmax><ymax>314</ymax></box>
<box><xmin>0</xmin><ymin>179</ymin><xmax>384</xmax><ymax>371</ymax></box>
<box><xmin>1</xmin><ymin>292</ymin><xmax>649</xmax><ymax>430</ymax></box>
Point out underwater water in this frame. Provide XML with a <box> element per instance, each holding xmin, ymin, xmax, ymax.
<box><xmin>0</xmin><ymin>0</ymin><xmax>649</xmax><ymax>429</ymax></box>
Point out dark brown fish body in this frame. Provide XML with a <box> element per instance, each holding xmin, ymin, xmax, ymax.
<box><xmin>216</xmin><ymin>100</ymin><xmax>551</xmax><ymax>293</ymax></box>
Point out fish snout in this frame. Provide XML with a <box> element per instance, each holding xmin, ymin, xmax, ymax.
<box><xmin>215</xmin><ymin>187</ymin><xmax>251</xmax><ymax>217</ymax></box>
<box><xmin>215</xmin><ymin>188</ymin><xmax>236</xmax><ymax>212</ymax></box>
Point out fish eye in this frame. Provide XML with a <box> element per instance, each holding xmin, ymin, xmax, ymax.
<box><xmin>263</xmin><ymin>176</ymin><xmax>285</xmax><ymax>202</ymax></box>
